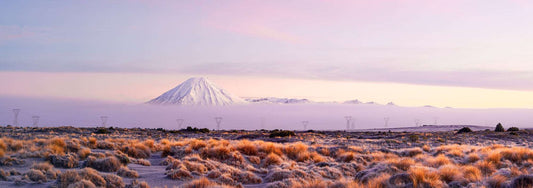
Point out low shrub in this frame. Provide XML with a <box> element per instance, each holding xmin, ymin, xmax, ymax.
<box><xmin>117</xmin><ymin>166</ymin><xmax>139</xmax><ymax>178</ymax></box>
<box><xmin>457</xmin><ymin>127</ymin><xmax>472</xmax><ymax>134</ymax></box>
<box><xmin>85</xmin><ymin>156</ymin><xmax>122</xmax><ymax>172</ymax></box>
<box><xmin>269</xmin><ymin>130</ymin><xmax>295</xmax><ymax>138</ymax></box>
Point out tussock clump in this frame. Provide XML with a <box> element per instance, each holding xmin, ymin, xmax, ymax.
<box><xmin>104</xmin><ymin>174</ymin><xmax>125</xmax><ymax>188</ymax></box>
<box><xmin>166</xmin><ymin>169</ymin><xmax>193</xmax><ymax>180</ymax></box>
<box><xmin>355</xmin><ymin>163</ymin><xmax>399</xmax><ymax>183</ymax></box>
<box><xmin>47</xmin><ymin>137</ymin><xmax>67</xmax><ymax>155</ymax></box>
<box><xmin>117</xmin><ymin>166</ymin><xmax>139</xmax><ymax>178</ymax></box>
<box><xmin>181</xmin><ymin>177</ymin><xmax>231</xmax><ymax>188</ymax></box>
<box><xmin>31</xmin><ymin>162</ymin><xmax>60</xmax><ymax>180</ymax></box>
<box><xmin>96</xmin><ymin>140</ymin><xmax>115</xmax><ymax>150</ymax></box>
<box><xmin>401</xmin><ymin>148</ymin><xmax>423</xmax><ymax>157</ymax></box>
<box><xmin>465</xmin><ymin>153</ymin><xmax>480</xmax><ymax>164</ymax></box>
<box><xmin>236</xmin><ymin>140</ymin><xmax>258</xmax><ymax>156</ymax></box>
<box><xmin>126</xmin><ymin>179</ymin><xmax>150</xmax><ymax>188</ymax></box>
<box><xmin>0</xmin><ymin>169</ymin><xmax>10</xmax><ymax>181</ymax></box>
<box><xmin>69</xmin><ymin>179</ymin><xmax>96</xmax><ymax>188</ymax></box>
<box><xmin>58</xmin><ymin>170</ymin><xmax>82</xmax><ymax>188</ymax></box>
<box><xmin>487</xmin><ymin>174</ymin><xmax>508</xmax><ymax>188</ymax></box>
<box><xmin>57</xmin><ymin>169</ymin><xmax>107</xmax><ymax>188</ymax></box>
<box><xmin>336</xmin><ymin>151</ymin><xmax>356</xmax><ymax>163</ymax></box>
<box><xmin>265</xmin><ymin>169</ymin><xmax>295</xmax><ymax>182</ymax></box>
<box><xmin>79</xmin><ymin>168</ymin><xmax>106</xmax><ymax>187</ymax></box>
<box><xmin>476</xmin><ymin>160</ymin><xmax>496</xmax><ymax>176</ymax></box>
<box><xmin>314</xmin><ymin>166</ymin><xmax>342</xmax><ymax>180</ymax></box>
<box><xmin>426</xmin><ymin>154</ymin><xmax>452</xmax><ymax>168</ymax></box>
<box><xmin>365</xmin><ymin>173</ymin><xmax>390</xmax><ymax>188</ymax></box>
<box><xmin>86</xmin><ymin>156</ymin><xmax>122</xmax><ymax>172</ymax></box>
<box><xmin>66</xmin><ymin>139</ymin><xmax>81</xmax><ymax>153</ymax></box>
<box><xmin>258</xmin><ymin>142</ymin><xmax>283</xmax><ymax>156</ymax></box>
<box><xmin>408</xmin><ymin>166</ymin><xmax>444</xmax><ymax>187</ymax></box>
<box><xmin>285</xmin><ymin>142</ymin><xmax>308</xmax><ymax>160</ymax></box>
<box><xmin>122</xmin><ymin>144</ymin><xmax>151</xmax><ymax>159</ymax></box>
<box><xmin>26</xmin><ymin>169</ymin><xmax>47</xmax><ymax>183</ymax></box>
<box><xmin>462</xmin><ymin>165</ymin><xmax>482</xmax><ymax>182</ymax></box>
<box><xmin>437</xmin><ymin>164</ymin><xmax>462</xmax><ymax>183</ymax></box>
<box><xmin>48</xmin><ymin>153</ymin><xmax>79</xmax><ymax>168</ymax></box>
<box><xmin>262</xmin><ymin>153</ymin><xmax>283</xmax><ymax>167</ymax></box>
<box><xmin>0</xmin><ymin>139</ymin><xmax>6</xmax><ymax>158</ymax></box>
<box><xmin>511</xmin><ymin>175</ymin><xmax>533</xmax><ymax>188</ymax></box>
<box><xmin>133</xmin><ymin>159</ymin><xmax>151</xmax><ymax>166</ymax></box>
<box><xmin>387</xmin><ymin>158</ymin><xmax>415</xmax><ymax>171</ymax></box>
<box><xmin>184</xmin><ymin>160</ymin><xmax>208</xmax><ymax>174</ymax></box>
<box><xmin>388</xmin><ymin>173</ymin><xmax>413</xmax><ymax>187</ymax></box>
<box><xmin>422</xmin><ymin>145</ymin><xmax>431</xmax><ymax>152</ymax></box>
<box><xmin>248</xmin><ymin>156</ymin><xmax>261</xmax><ymax>165</ymax></box>
<box><xmin>78</xmin><ymin>147</ymin><xmax>92</xmax><ymax>159</ymax></box>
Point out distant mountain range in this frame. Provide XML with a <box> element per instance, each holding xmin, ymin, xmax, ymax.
<box><xmin>147</xmin><ymin>77</ymin><xmax>439</xmax><ymax>107</ymax></box>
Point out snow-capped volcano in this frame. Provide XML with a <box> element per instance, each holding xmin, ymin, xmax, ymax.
<box><xmin>147</xmin><ymin>77</ymin><xmax>246</xmax><ymax>106</ymax></box>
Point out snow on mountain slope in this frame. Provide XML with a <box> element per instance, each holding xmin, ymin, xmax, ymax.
<box><xmin>147</xmin><ymin>77</ymin><xmax>246</xmax><ymax>106</ymax></box>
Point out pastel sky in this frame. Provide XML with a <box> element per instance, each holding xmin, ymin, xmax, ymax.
<box><xmin>1</xmin><ymin>1</ymin><xmax>533</xmax><ymax>108</ymax></box>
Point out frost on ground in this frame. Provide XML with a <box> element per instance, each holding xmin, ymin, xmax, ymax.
<box><xmin>1</xmin><ymin>126</ymin><xmax>533</xmax><ymax>187</ymax></box>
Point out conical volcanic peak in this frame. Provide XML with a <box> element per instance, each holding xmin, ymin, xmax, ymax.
<box><xmin>147</xmin><ymin>77</ymin><xmax>246</xmax><ymax>106</ymax></box>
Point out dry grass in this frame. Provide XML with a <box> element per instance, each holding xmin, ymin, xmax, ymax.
<box><xmin>86</xmin><ymin>156</ymin><xmax>122</xmax><ymax>172</ymax></box>
<box><xmin>262</xmin><ymin>153</ymin><xmax>283</xmax><ymax>167</ymax></box>
<box><xmin>4</xmin><ymin>127</ymin><xmax>533</xmax><ymax>188</ymax></box>
<box><xmin>437</xmin><ymin>164</ymin><xmax>462</xmax><ymax>183</ymax></box>
<box><xmin>409</xmin><ymin>167</ymin><xmax>444</xmax><ymax>187</ymax></box>
<box><xmin>117</xmin><ymin>166</ymin><xmax>139</xmax><ymax>178</ymax></box>
<box><xmin>181</xmin><ymin>177</ymin><xmax>231</xmax><ymax>188</ymax></box>
<box><xmin>426</xmin><ymin>154</ymin><xmax>452</xmax><ymax>168</ymax></box>
<box><xmin>462</xmin><ymin>165</ymin><xmax>482</xmax><ymax>182</ymax></box>
<box><xmin>236</xmin><ymin>140</ymin><xmax>258</xmax><ymax>156</ymax></box>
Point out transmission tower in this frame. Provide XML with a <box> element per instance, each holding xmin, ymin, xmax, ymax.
<box><xmin>384</xmin><ymin>117</ymin><xmax>390</xmax><ymax>128</ymax></box>
<box><xmin>100</xmin><ymin>116</ymin><xmax>108</xmax><ymax>127</ymax></box>
<box><xmin>414</xmin><ymin>119</ymin><xmax>421</xmax><ymax>127</ymax></box>
<box><xmin>215</xmin><ymin>117</ymin><xmax>223</xmax><ymax>131</ymax></box>
<box><xmin>344</xmin><ymin>116</ymin><xmax>352</xmax><ymax>131</ymax></box>
<box><xmin>433</xmin><ymin>117</ymin><xmax>439</xmax><ymax>125</ymax></box>
<box><xmin>176</xmin><ymin>119</ymin><xmax>184</xmax><ymax>129</ymax></box>
<box><xmin>32</xmin><ymin>116</ymin><xmax>40</xmax><ymax>127</ymax></box>
<box><xmin>351</xmin><ymin>118</ymin><xmax>357</xmax><ymax>130</ymax></box>
<box><xmin>302</xmin><ymin>121</ymin><xmax>309</xmax><ymax>130</ymax></box>
<box><xmin>12</xmin><ymin>109</ymin><xmax>20</xmax><ymax>126</ymax></box>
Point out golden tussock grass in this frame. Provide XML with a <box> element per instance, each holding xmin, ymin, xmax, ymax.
<box><xmin>262</xmin><ymin>153</ymin><xmax>283</xmax><ymax>167</ymax></box>
<box><xmin>387</xmin><ymin>158</ymin><xmax>415</xmax><ymax>171</ymax></box>
<box><xmin>364</xmin><ymin>173</ymin><xmax>390</xmax><ymax>188</ymax></box>
<box><xmin>426</xmin><ymin>154</ymin><xmax>452</xmax><ymax>168</ymax></box>
<box><xmin>462</xmin><ymin>165</ymin><xmax>482</xmax><ymax>182</ymax></box>
<box><xmin>117</xmin><ymin>166</ymin><xmax>139</xmax><ymax>178</ymax></box>
<box><xmin>409</xmin><ymin>167</ymin><xmax>444</xmax><ymax>187</ymax></box>
<box><xmin>181</xmin><ymin>177</ymin><xmax>232</xmax><ymax>188</ymax></box>
<box><xmin>236</xmin><ymin>140</ymin><xmax>258</xmax><ymax>156</ymax></box>
<box><xmin>437</xmin><ymin>164</ymin><xmax>462</xmax><ymax>183</ymax></box>
<box><xmin>475</xmin><ymin>160</ymin><xmax>496</xmax><ymax>176</ymax></box>
<box><xmin>258</xmin><ymin>141</ymin><xmax>283</xmax><ymax>156</ymax></box>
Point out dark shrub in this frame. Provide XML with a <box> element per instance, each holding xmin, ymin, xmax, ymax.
<box><xmin>495</xmin><ymin>123</ymin><xmax>505</xmax><ymax>132</ymax></box>
<box><xmin>507</xmin><ymin>127</ymin><xmax>520</xmax><ymax>132</ymax></box>
<box><xmin>408</xmin><ymin>135</ymin><xmax>419</xmax><ymax>142</ymax></box>
<box><xmin>511</xmin><ymin>175</ymin><xmax>533</xmax><ymax>188</ymax></box>
<box><xmin>269</xmin><ymin>130</ymin><xmax>295</xmax><ymax>138</ymax></box>
<box><xmin>457</xmin><ymin>127</ymin><xmax>472</xmax><ymax>134</ymax></box>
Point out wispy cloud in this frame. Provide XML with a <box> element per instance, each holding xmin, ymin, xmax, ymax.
<box><xmin>0</xmin><ymin>25</ymin><xmax>50</xmax><ymax>44</ymax></box>
<box><xmin>179</xmin><ymin>62</ymin><xmax>533</xmax><ymax>91</ymax></box>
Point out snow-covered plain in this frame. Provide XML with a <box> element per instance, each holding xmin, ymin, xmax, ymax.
<box><xmin>1</xmin><ymin>96</ymin><xmax>532</xmax><ymax>130</ymax></box>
